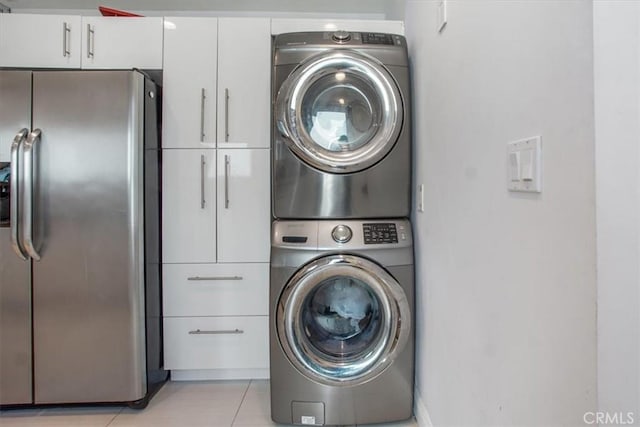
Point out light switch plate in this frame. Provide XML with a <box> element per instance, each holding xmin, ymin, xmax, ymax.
<box><xmin>437</xmin><ymin>0</ymin><xmax>447</xmax><ymax>33</ymax></box>
<box><xmin>507</xmin><ymin>136</ymin><xmax>542</xmax><ymax>193</ymax></box>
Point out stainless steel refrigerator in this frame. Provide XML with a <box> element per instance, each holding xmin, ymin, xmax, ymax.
<box><xmin>0</xmin><ymin>70</ymin><xmax>166</xmax><ymax>407</ymax></box>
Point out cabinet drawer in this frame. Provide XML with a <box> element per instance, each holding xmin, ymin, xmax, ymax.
<box><xmin>164</xmin><ymin>316</ymin><xmax>269</xmax><ymax>370</ymax></box>
<box><xmin>163</xmin><ymin>263</ymin><xmax>268</xmax><ymax>316</ymax></box>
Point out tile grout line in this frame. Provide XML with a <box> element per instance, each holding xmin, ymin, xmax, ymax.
<box><xmin>230</xmin><ymin>379</ymin><xmax>252</xmax><ymax>427</ymax></box>
<box><xmin>104</xmin><ymin>406</ymin><xmax>125</xmax><ymax>427</ymax></box>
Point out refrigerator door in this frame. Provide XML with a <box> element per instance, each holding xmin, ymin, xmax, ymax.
<box><xmin>31</xmin><ymin>71</ymin><xmax>147</xmax><ymax>404</ymax></box>
<box><xmin>0</xmin><ymin>71</ymin><xmax>33</xmax><ymax>405</ymax></box>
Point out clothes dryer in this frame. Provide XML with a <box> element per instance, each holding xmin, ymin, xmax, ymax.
<box><xmin>272</xmin><ymin>32</ymin><xmax>411</xmax><ymax>219</ymax></box>
<box><xmin>270</xmin><ymin>219</ymin><xmax>414</xmax><ymax>425</ymax></box>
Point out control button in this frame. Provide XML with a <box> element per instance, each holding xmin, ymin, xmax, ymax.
<box><xmin>332</xmin><ymin>31</ymin><xmax>351</xmax><ymax>43</ymax></box>
<box><xmin>332</xmin><ymin>225</ymin><xmax>353</xmax><ymax>243</ymax></box>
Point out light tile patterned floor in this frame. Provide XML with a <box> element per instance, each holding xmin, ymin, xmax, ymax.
<box><xmin>0</xmin><ymin>380</ymin><xmax>418</xmax><ymax>427</ymax></box>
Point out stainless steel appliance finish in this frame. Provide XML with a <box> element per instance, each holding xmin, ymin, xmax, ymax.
<box><xmin>0</xmin><ymin>70</ymin><xmax>166</xmax><ymax>407</ymax></box>
<box><xmin>272</xmin><ymin>32</ymin><xmax>411</xmax><ymax>219</ymax></box>
<box><xmin>270</xmin><ymin>219</ymin><xmax>414</xmax><ymax>425</ymax></box>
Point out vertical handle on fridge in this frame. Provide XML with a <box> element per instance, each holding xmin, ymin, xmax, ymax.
<box><xmin>10</xmin><ymin>129</ymin><xmax>29</xmax><ymax>261</ymax></box>
<box><xmin>22</xmin><ymin>129</ymin><xmax>42</xmax><ymax>261</ymax></box>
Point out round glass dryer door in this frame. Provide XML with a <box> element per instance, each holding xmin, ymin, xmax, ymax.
<box><xmin>276</xmin><ymin>254</ymin><xmax>411</xmax><ymax>386</ymax></box>
<box><xmin>275</xmin><ymin>51</ymin><xmax>403</xmax><ymax>174</ymax></box>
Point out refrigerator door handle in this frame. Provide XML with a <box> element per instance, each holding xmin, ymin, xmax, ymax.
<box><xmin>10</xmin><ymin>129</ymin><xmax>29</xmax><ymax>260</ymax></box>
<box><xmin>22</xmin><ymin>129</ymin><xmax>42</xmax><ymax>261</ymax></box>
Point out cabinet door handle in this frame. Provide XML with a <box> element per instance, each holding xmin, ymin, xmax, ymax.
<box><xmin>200</xmin><ymin>88</ymin><xmax>206</xmax><ymax>142</ymax></box>
<box><xmin>188</xmin><ymin>329</ymin><xmax>244</xmax><ymax>335</ymax></box>
<box><xmin>62</xmin><ymin>22</ymin><xmax>71</xmax><ymax>57</ymax></box>
<box><xmin>187</xmin><ymin>276</ymin><xmax>243</xmax><ymax>281</ymax></box>
<box><xmin>224</xmin><ymin>88</ymin><xmax>229</xmax><ymax>142</ymax></box>
<box><xmin>224</xmin><ymin>154</ymin><xmax>230</xmax><ymax>209</ymax></box>
<box><xmin>200</xmin><ymin>155</ymin><xmax>206</xmax><ymax>209</ymax></box>
<box><xmin>86</xmin><ymin>24</ymin><xmax>95</xmax><ymax>58</ymax></box>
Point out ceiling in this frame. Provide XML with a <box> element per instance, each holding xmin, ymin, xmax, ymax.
<box><xmin>2</xmin><ymin>0</ymin><xmax>400</xmax><ymax>16</ymax></box>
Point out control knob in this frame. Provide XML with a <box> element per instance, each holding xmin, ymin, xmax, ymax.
<box><xmin>332</xmin><ymin>31</ymin><xmax>351</xmax><ymax>43</ymax></box>
<box><xmin>331</xmin><ymin>224</ymin><xmax>353</xmax><ymax>243</ymax></box>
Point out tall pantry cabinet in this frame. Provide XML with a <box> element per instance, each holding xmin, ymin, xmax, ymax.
<box><xmin>161</xmin><ymin>17</ymin><xmax>271</xmax><ymax>380</ymax></box>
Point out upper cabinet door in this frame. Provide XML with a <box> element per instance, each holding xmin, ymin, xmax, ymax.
<box><xmin>163</xmin><ymin>149</ymin><xmax>217</xmax><ymax>264</ymax></box>
<box><xmin>81</xmin><ymin>17</ymin><xmax>163</xmax><ymax>69</ymax></box>
<box><xmin>217</xmin><ymin>18</ymin><xmax>271</xmax><ymax>149</ymax></box>
<box><xmin>0</xmin><ymin>14</ymin><xmax>81</xmax><ymax>68</ymax></box>
<box><xmin>163</xmin><ymin>17</ymin><xmax>217</xmax><ymax>149</ymax></box>
<box><xmin>217</xmin><ymin>149</ymin><xmax>270</xmax><ymax>263</ymax></box>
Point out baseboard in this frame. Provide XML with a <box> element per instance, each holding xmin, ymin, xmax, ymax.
<box><xmin>414</xmin><ymin>387</ymin><xmax>434</xmax><ymax>427</ymax></box>
<box><xmin>170</xmin><ymin>368</ymin><xmax>270</xmax><ymax>381</ymax></box>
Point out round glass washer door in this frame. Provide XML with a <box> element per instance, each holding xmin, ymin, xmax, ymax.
<box><xmin>275</xmin><ymin>51</ymin><xmax>404</xmax><ymax>174</ymax></box>
<box><xmin>276</xmin><ymin>254</ymin><xmax>411</xmax><ymax>386</ymax></box>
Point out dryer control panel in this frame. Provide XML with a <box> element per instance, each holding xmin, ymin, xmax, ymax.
<box><xmin>363</xmin><ymin>223</ymin><xmax>398</xmax><ymax>244</ymax></box>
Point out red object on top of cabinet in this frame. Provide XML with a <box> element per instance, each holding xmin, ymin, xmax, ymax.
<box><xmin>98</xmin><ymin>6</ymin><xmax>142</xmax><ymax>17</ymax></box>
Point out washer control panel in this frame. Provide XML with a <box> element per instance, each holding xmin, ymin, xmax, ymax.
<box><xmin>363</xmin><ymin>223</ymin><xmax>398</xmax><ymax>244</ymax></box>
<box><xmin>361</xmin><ymin>32</ymin><xmax>395</xmax><ymax>45</ymax></box>
<box><xmin>273</xmin><ymin>220</ymin><xmax>412</xmax><ymax>250</ymax></box>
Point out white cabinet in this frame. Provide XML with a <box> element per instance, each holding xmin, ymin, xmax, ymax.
<box><xmin>0</xmin><ymin>14</ymin><xmax>162</xmax><ymax>69</ymax></box>
<box><xmin>164</xmin><ymin>316</ymin><xmax>269</xmax><ymax>371</ymax></box>
<box><xmin>81</xmin><ymin>17</ymin><xmax>163</xmax><ymax>69</ymax></box>
<box><xmin>162</xmin><ymin>150</ymin><xmax>216</xmax><ymax>264</ymax></box>
<box><xmin>0</xmin><ymin>14</ymin><xmax>81</xmax><ymax>68</ymax></box>
<box><xmin>162</xmin><ymin>149</ymin><xmax>269</xmax><ymax>265</ymax></box>
<box><xmin>217</xmin><ymin>18</ymin><xmax>271</xmax><ymax>148</ymax></box>
<box><xmin>163</xmin><ymin>263</ymin><xmax>269</xmax><ymax>317</ymax></box>
<box><xmin>161</xmin><ymin>17</ymin><xmax>271</xmax><ymax>379</ymax></box>
<box><xmin>162</xmin><ymin>17</ymin><xmax>217</xmax><ymax>149</ymax></box>
<box><xmin>217</xmin><ymin>149</ymin><xmax>270</xmax><ymax>263</ymax></box>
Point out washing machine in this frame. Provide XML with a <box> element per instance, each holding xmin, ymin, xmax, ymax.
<box><xmin>270</xmin><ymin>219</ymin><xmax>414</xmax><ymax>425</ymax></box>
<box><xmin>272</xmin><ymin>32</ymin><xmax>411</xmax><ymax>219</ymax></box>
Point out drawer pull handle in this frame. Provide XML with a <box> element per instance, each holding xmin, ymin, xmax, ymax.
<box><xmin>187</xmin><ymin>276</ymin><xmax>243</xmax><ymax>281</ymax></box>
<box><xmin>189</xmin><ymin>329</ymin><xmax>244</xmax><ymax>335</ymax></box>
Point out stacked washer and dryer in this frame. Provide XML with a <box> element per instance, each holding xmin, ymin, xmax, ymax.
<box><xmin>270</xmin><ymin>31</ymin><xmax>414</xmax><ymax>426</ymax></box>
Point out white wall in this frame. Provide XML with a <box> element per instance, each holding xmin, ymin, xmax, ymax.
<box><xmin>405</xmin><ymin>1</ymin><xmax>597</xmax><ymax>425</ymax></box>
<box><xmin>594</xmin><ymin>2</ymin><xmax>640</xmax><ymax>424</ymax></box>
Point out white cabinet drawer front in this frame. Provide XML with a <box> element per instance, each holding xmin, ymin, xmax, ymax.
<box><xmin>164</xmin><ymin>316</ymin><xmax>269</xmax><ymax>370</ymax></box>
<box><xmin>163</xmin><ymin>263</ymin><xmax>269</xmax><ymax>316</ymax></box>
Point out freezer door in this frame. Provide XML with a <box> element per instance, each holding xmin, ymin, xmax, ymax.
<box><xmin>0</xmin><ymin>71</ymin><xmax>33</xmax><ymax>405</ymax></box>
<box><xmin>0</xmin><ymin>230</ymin><xmax>32</xmax><ymax>405</ymax></box>
<box><xmin>31</xmin><ymin>71</ymin><xmax>147</xmax><ymax>404</ymax></box>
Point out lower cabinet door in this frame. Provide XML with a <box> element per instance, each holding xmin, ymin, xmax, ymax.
<box><xmin>163</xmin><ymin>316</ymin><xmax>269</xmax><ymax>370</ymax></box>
